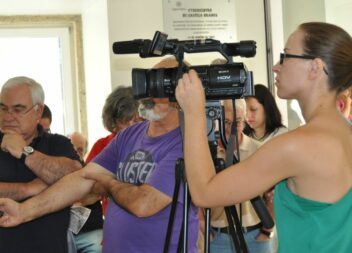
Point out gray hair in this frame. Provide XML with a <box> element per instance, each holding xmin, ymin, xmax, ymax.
<box><xmin>211</xmin><ymin>58</ymin><xmax>227</xmax><ymax>65</ymax></box>
<box><xmin>223</xmin><ymin>99</ymin><xmax>247</xmax><ymax>117</ymax></box>
<box><xmin>102</xmin><ymin>86</ymin><xmax>139</xmax><ymax>132</ymax></box>
<box><xmin>68</xmin><ymin>131</ymin><xmax>88</xmax><ymax>149</ymax></box>
<box><xmin>235</xmin><ymin>99</ymin><xmax>246</xmax><ymax>116</ymax></box>
<box><xmin>1</xmin><ymin>76</ymin><xmax>45</xmax><ymax>105</ymax></box>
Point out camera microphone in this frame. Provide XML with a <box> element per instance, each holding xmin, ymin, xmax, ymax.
<box><xmin>222</xmin><ymin>41</ymin><xmax>257</xmax><ymax>58</ymax></box>
<box><xmin>112</xmin><ymin>40</ymin><xmax>147</xmax><ymax>54</ymax></box>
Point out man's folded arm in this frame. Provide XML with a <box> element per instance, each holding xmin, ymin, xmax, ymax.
<box><xmin>0</xmin><ymin>178</ymin><xmax>47</xmax><ymax>201</ymax></box>
<box><xmin>25</xmin><ymin>151</ymin><xmax>82</xmax><ymax>184</ymax></box>
<box><xmin>18</xmin><ymin>163</ymin><xmax>110</xmax><ymax>223</ymax></box>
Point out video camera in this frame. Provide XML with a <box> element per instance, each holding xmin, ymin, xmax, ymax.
<box><xmin>113</xmin><ymin>33</ymin><xmax>274</xmax><ymax>252</ymax></box>
<box><xmin>113</xmin><ymin>31</ymin><xmax>256</xmax><ymax>100</ymax></box>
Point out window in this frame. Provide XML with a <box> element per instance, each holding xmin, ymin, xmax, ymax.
<box><xmin>0</xmin><ymin>15</ymin><xmax>86</xmax><ymax>135</ymax></box>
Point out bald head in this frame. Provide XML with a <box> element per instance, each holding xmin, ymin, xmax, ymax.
<box><xmin>68</xmin><ymin>132</ymin><xmax>88</xmax><ymax>161</ymax></box>
<box><xmin>153</xmin><ymin>57</ymin><xmax>179</xmax><ymax>69</ymax></box>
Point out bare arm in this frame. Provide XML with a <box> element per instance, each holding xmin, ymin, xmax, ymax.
<box><xmin>74</xmin><ymin>182</ymin><xmax>106</xmax><ymax>207</ymax></box>
<box><xmin>84</xmin><ymin>171</ymin><xmax>172</xmax><ymax>217</ymax></box>
<box><xmin>175</xmin><ymin>71</ymin><xmax>295</xmax><ymax>208</ymax></box>
<box><xmin>0</xmin><ymin>154</ymin><xmax>80</xmax><ymax>202</ymax></box>
<box><xmin>25</xmin><ymin>151</ymin><xmax>82</xmax><ymax>184</ymax></box>
<box><xmin>1</xmin><ymin>131</ymin><xmax>82</xmax><ymax>184</ymax></box>
<box><xmin>0</xmin><ymin>162</ymin><xmax>111</xmax><ymax>227</ymax></box>
<box><xmin>0</xmin><ymin>178</ymin><xmax>47</xmax><ymax>201</ymax></box>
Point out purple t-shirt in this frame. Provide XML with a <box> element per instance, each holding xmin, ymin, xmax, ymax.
<box><xmin>93</xmin><ymin>121</ymin><xmax>199</xmax><ymax>253</ymax></box>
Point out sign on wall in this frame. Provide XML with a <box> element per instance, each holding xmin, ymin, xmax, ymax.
<box><xmin>163</xmin><ymin>0</ymin><xmax>237</xmax><ymax>42</ymax></box>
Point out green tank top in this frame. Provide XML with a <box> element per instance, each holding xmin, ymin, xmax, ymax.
<box><xmin>274</xmin><ymin>180</ymin><xmax>352</xmax><ymax>253</ymax></box>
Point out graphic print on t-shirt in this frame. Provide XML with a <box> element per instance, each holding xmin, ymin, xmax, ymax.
<box><xmin>117</xmin><ymin>150</ymin><xmax>155</xmax><ymax>184</ymax></box>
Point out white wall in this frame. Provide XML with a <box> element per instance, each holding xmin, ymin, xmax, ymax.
<box><xmin>107</xmin><ymin>0</ymin><xmax>166</xmax><ymax>88</ymax></box>
<box><xmin>325</xmin><ymin>0</ymin><xmax>352</xmax><ymax>35</ymax></box>
<box><xmin>81</xmin><ymin>0</ymin><xmax>112</xmax><ymax>145</ymax></box>
<box><xmin>269</xmin><ymin>0</ymin><xmax>288</xmax><ymax>126</ymax></box>
<box><xmin>234</xmin><ymin>0</ymin><xmax>267</xmax><ymax>87</ymax></box>
<box><xmin>282</xmin><ymin>0</ymin><xmax>326</xmax><ymax>41</ymax></box>
<box><xmin>0</xmin><ymin>0</ymin><xmax>83</xmax><ymax>14</ymax></box>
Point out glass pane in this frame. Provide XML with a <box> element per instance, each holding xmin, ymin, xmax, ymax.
<box><xmin>0</xmin><ymin>36</ymin><xmax>65</xmax><ymax>134</ymax></box>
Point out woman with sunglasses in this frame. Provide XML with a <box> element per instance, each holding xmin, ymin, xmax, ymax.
<box><xmin>175</xmin><ymin>22</ymin><xmax>352</xmax><ymax>252</ymax></box>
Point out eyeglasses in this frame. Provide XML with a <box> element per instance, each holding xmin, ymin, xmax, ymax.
<box><xmin>279</xmin><ymin>53</ymin><xmax>315</xmax><ymax>64</ymax></box>
<box><xmin>0</xmin><ymin>104</ymin><xmax>38</xmax><ymax>117</ymax></box>
<box><xmin>225</xmin><ymin>118</ymin><xmax>244</xmax><ymax>127</ymax></box>
<box><xmin>280</xmin><ymin>53</ymin><xmax>329</xmax><ymax>75</ymax></box>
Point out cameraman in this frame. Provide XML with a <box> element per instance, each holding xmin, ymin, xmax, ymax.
<box><xmin>0</xmin><ymin>58</ymin><xmax>199</xmax><ymax>253</ymax></box>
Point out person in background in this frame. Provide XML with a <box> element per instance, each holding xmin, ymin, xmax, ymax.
<box><xmin>208</xmin><ymin>99</ymin><xmax>272</xmax><ymax>253</ymax></box>
<box><xmin>0</xmin><ymin>58</ymin><xmax>200</xmax><ymax>253</ymax></box>
<box><xmin>336</xmin><ymin>87</ymin><xmax>352</xmax><ymax>121</ymax></box>
<box><xmin>85</xmin><ymin>86</ymin><xmax>140</xmax><ymax>163</ymax></box>
<box><xmin>244</xmin><ymin>84</ymin><xmax>287</xmax><ymax>143</ymax></box>
<box><xmin>85</xmin><ymin>86</ymin><xmax>141</xmax><ymax>215</ymax></box>
<box><xmin>243</xmin><ymin>84</ymin><xmax>288</xmax><ymax>250</ymax></box>
<box><xmin>0</xmin><ymin>76</ymin><xmax>81</xmax><ymax>253</ymax></box>
<box><xmin>175</xmin><ymin>22</ymin><xmax>352</xmax><ymax>252</ymax></box>
<box><xmin>68</xmin><ymin>132</ymin><xmax>88</xmax><ymax>163</ymax></box>
<box><xmin>68</xmin><ymin>131</ymin><xmax>103</xmax><ymax>253</ymax></box>
<box><xmin>39</xmin><ymin>104</ymin><xmax>52</xmax><ymax>133</ymax></box>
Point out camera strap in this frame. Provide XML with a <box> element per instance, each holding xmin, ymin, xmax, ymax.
<box><xmin>163</xmin><ymin>110</ymin><xmax>190</xmax><ymax>253</ymax></box>
<box><xmin>222</xmin><ymin>100</ymin><xmax>248</xmax><ymax>252</ymax></box>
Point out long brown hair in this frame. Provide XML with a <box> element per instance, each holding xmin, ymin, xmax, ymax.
<box><xmin>299</xmin><ymin>22</ymin><xmax>352</xmax><ymax>93</ymax></box>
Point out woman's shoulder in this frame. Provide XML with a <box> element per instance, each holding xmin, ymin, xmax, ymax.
<box><xmin>263</xmin><ymin>126</ymin><xmax>315</xmax><ymax>154</ymax></box>
<box><xmin>277</xmin><ymin>126</ymin><xmax>288</xmax><ymax>134</ymax></box>
<box><xmin>275</xmin><ymin>123</ymin><xmax>346</xmax><ymax>152</ymax></box>
<box><xmin>263</xmin><ymin>126</ymin><xmax>288</xmax><ymax>142</ymax></box>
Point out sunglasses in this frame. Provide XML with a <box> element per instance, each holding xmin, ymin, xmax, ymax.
<box><xmin>279</xmin><ymin>53</ymin><xmax>328</xmax><ymax>75</ymax></box>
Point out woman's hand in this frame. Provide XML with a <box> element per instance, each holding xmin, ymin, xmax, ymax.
<box><xmin>176</xmin><ymin>69</ymin><xmax>206</xmax><ymax>115</ymax></box>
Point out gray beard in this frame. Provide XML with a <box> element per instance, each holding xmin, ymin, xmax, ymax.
<box><xmin>138</xmin><ymin>103</ymin><xmax>167</xmax><ymax>121</ymax></box>
<box><xmin>139</xmin><ymin>98</ymin><xmax>155</xmax><ymax>109</ymax></box>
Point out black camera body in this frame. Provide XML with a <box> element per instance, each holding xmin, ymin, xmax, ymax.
<box><xmin>113</xmin><ymin>31</ymin><xmax>256</xmax><ymax>100</ymax></box>
<box><xmin>132</xmin><ymin>62</ymin><xmax>253</xmax><ymax>100</ymax></box>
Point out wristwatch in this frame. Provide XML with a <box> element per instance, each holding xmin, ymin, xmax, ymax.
<box><xmin>20</xmin><ymin>146</ymin><xmax>34</xmax><ymax>163</ymax></box>
<box><xmin>260</xmin><ymin>228</ymin><xmax>274</xmax><ymax>238</ymax></box>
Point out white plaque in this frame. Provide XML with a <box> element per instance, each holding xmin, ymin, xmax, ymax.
<box><xmin>163</xmin><ymin>0</ymin><xmax>237</xmax><ymax>42</ymax></box>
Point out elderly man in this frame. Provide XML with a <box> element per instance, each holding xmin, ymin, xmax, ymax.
<box><xmin>68</xmin><ymin>131</ymin><xmax>88</xmax><ymax>162</ymax></box>
<box><xmin>0</xmin><ymin>59</ymin><xmax>199</xmax><ymax>253</ymax></box>
<box><xmin>0</xmin><ymin>76</ymin><xmax>81</xmax><ymax>253</ymax></box>
<box><xmin>68</xmin><ymin>131</ymin><xmax>104</xmax><ymax>253</ymax></box>
<box><xmin>206</xmin><ymin>99</ymin><xmax>273</xmax><ymax>253</ymax></box>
